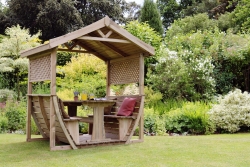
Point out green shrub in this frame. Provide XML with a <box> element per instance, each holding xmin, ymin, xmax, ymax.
<box><xmin>0</xmin><ymin>116</ymin><xmax>8</xmax><ymax>133</ymax></box>
<box><xmin>209</xmin><ymin>89</ymin><xmax>250</xmax><ymax>133</ymax></box>
<box><xmin>0</xmin><ymin>89</ymin><xmax>17</xmax><ymax>102</ymax></box>
<box><xmin>144</xmin><ymin>108</ymin><xmax>166</xmax><ymax>135</ymax></box>
<box><xmin>165</xmin><ymin>101</ymin><xmax>214</xmax><ymax>135</ymax></box>
<box><xmin>5</xmin><ymin>99</ymin><xmax>26</xmax><ymax>132</ymax></box>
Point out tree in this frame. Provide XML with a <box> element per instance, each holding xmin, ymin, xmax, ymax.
<box><xmin>7</xmin><ymin>0</ymin><xmax>83</xmax><ymax>41</ymax></box>
<box><xmin>182</xmin><ymin>0</ymin><xmax>219</xmax><ymax>18</ymax></box>
<box><xmin>5</xmin><ymin>0</ymin><xmax>140</xmax><ymax>41</ymax></box>
<box><xmin>231</xmin><ymin>0</ymin><xmax>250</xmax><ymax>33</ymax></box>
<box><xmin>157</xmin><ymin>0</ymin><xmax>181</xmax><ymax>29</ymax></box>
<box><xmin>139</xmin><ymin>0</ymin><xmax>163</xmax><ymax>35</ymax></box>
<box><xmin>75</xmin><ymin>0</ymin><xmax>141</xmax><ymax>25</ymax></box>
<box><xmin>0</xmin><ymin>25</ymin><xmax>41</xmax><ymax>100</ymax></box>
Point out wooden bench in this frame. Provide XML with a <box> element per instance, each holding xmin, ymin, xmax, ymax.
<box><xmin>103</xmin><ymin>95</ymin><xmax>143</xmax><ymax>141</ymax></box>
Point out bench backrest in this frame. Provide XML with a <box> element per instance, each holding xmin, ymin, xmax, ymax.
<box><xmin>106</xmin><ymin>95</ymin><xmax>142</xmax><ymax>117</ymax></box>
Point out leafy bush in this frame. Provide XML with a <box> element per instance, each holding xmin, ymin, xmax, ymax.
<box><xmin>144</xmin><ymin>108</ymin><xmax>166</xmax><ymax>135</ymax></box>
<box><xmin>0</xmin><ymin>89</ymin><xmax>16</xmax><ymax>102</ymax></box>
<box><xmin>0</xmin><ymin>116</ymin><xmax>8</xmax><ymax>133</ymax></box>
<box><xmin>165</xmin><ymin>101</ymin><xmax>214</xmax><ymax>135</ymax></box>
<box><xmin>5</xmin><ymin>99</ymin><xmax>26</xmax><ymax>132</ymax></box>
<box><xmin>209</xmin><ymin>89</ymin><xmax>250</xmax><ymax>133</ymax></box>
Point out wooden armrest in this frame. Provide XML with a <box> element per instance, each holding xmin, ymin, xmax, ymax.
<box><xmin>63</xmin><ymin>117</ymin><xmax>82</xmax><ymax>122</ymax></box>
<box><xmin>74</xmin><ymin>116</ymin><xmax>93</xmax><ymax>123</ymax></box>
<box><xmin>104</xmin><ymin>115</ymin><xmax>136</xmax><ymax>119</ymax></box>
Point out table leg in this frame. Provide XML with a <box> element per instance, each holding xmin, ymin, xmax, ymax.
<box><xmin>67</xmin><ymin>106</ymin><xmax>77</xmax><ymax>116</ymax></box>
<box><xmin>91</xmin><ymin>106</ymin><xmax>105</xmax><ymax>141</ymax></box>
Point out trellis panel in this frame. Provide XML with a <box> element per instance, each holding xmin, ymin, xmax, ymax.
<box><xmin>29</xmin><ymin>55</ymin><xmax>51</xmax><ymax>82</ymax></box>
<box><xmin>110</xmin><ymin>57</ymin><xmax>139</xmax><ymax>84</ymax></box>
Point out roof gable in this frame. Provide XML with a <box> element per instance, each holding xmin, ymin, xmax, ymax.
<box><xmin>21</xmin><ymin>16</ymin><xmax>155</xmax><ymax>60</ymax></box>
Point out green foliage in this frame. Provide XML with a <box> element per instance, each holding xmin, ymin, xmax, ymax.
<box><xmin>231</xmin><ymin>0</ymin><xmax>250</xmax><ymax>33</ymax></box>
<box><xmin>125</xmin><ymin>20</ymin><xmax>162</xmax><ymax>50</ymax></box>
<box><xmin>0</xmin><ymin>25</ymin><xmax>41</xmax><ymax>99</ymax></box>
<box><xmin>140</xmin><ymin>0</ymin><xmax>163</xmax><ymax>35</ymax></box>
<box><xmin>157</xmin><ymin>0</ymin><xmax>181</xmax><ymax>29</ymax></box>
<box><xmin>165</xmin><ymin>101</ymin><xmax>214</xmax><ymax>135</ymax></box>
<box><xmin>57</xmin><ymin>51</ymin><xmax>74</xmax><ymax>66</ymax></box>
<box><xmin>144</xmin><ymin>108</ymin><xmax>166</xmax><ymax>135</ymax></box>
<box><xmin>5</xmin><ymin>98</ymin><xmax>26</xmax><ymax>132</ymax></box>
<box><xmin>165</xmin><ymin>13</ymin><xmax>217</xmax><ymax>41</ymax></box>
<box><xmin>182</xmin><ymin>0</ymin><xmax>219</xmax><ymax>17</ymax></box>
<box><xmin>209</xmin><ymin>89</ymin><xmax>250</xmax><ymax>133</ymax></box>
<box><xmin>165</xmin><ymin>19</ymin><xmax>250</xmax><ymax>96</ymax></box>
<box><xmin>0</xmin><ymin>115</ymin><xmax>8</xmax><ymax>133</ymax></box>
<box><xmin>147</xmin><ymin>47</ymin><xmax>199</xmax><ymax>100</ymax></box>
<box><xmin>57</xmin><ymin>54</ymin><xmax>106</xmax><ymax>98</ymax></box>
<box><xmin>0</xmin><ymin>89</ymin><xmax>16</xmax><ymax>102</ymax></box>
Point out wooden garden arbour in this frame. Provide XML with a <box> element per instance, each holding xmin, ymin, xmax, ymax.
<box><xmin>21</xmin><ymin>16</ymin><xmax>155</xmax><ymax>150</ymax></box>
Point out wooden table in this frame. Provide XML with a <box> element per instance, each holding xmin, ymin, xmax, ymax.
<box><xmin>63</xmin><ymin>100</ymin><xmax>115</xmax><ymax>142</ymax></box>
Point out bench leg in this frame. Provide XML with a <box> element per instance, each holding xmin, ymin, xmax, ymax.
<box><xmin>119</xmin><ymin>119</ymin><xmax>132</xmax><ymax>140</ymax></box>
<box><xmin>65</xmin><ymin>121</ymin><xmax>79</xmax><ymax>145</ymax></box>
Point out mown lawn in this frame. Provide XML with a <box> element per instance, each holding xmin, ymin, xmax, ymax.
<box><xmin>0</xmin><ymin>133</ymin><xmax>250</xmax><ymax>167</ymax></box>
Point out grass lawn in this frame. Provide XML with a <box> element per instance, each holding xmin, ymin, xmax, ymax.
<box><xmin>0</xmin><ymin>133</ymin><xmax>250</xmax><ymax>167</ymax></box>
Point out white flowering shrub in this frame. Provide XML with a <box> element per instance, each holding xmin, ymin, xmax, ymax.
<box><xmin>208</xmin><ymin>89</ymin><xmax>250</xmax><ymax>133</ymax></box>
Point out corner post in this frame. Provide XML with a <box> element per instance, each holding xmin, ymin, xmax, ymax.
<box><xmin>50</xmin><ymin>47</ymin><xmax>58</xmax><ymax>150</ymax></box>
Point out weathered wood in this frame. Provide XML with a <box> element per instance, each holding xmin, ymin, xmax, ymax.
<box><xmin>52</xmin><ymin>96</ymin><xmax>78</xmax><ymax>149</ymax></box>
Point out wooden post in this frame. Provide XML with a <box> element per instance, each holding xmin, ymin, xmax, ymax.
<box><xmin>26</xmin><ymin>80</ymin><xmax>32</xmax><ymax>142</ymax></box>
<box><xmin>50</xmin><ymin>47</ymin><xmax>58</xmax><ymax>150</ymax></box>
<box><xmin>106</xmin><ymin>60</ymin><xmax>111</xmax><ymax>96</ymax></box>
<box><xmin>139</xmin><ymin>54</ymin><xmax>144</xmax><ymax>141</ymax></box>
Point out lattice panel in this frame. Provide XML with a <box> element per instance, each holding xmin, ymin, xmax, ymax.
<box><xmin>29</xmin><ymin>55</ymin><xmax>51</xmax><ymax>82</ymax></box>
<box><xmin>110</xmin><ymin>58</ymin><xmax>139</xmax><ymax>84</ymax></box>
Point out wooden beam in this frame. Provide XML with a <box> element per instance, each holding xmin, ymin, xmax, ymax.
<box><xmin>21</xmin><ymin>43</ymin><xmax>51</xmax><ymax>58</ymax></box>
<box><xmin>49</xmin><ymin>17</ymin><xmax>106</xmax><ymax>48</ymax></box>
<box><xmin>106</xmin><ymin>60</ymin><xmax>111</xmax><ymax>96</ymax></box>
<box><xmin>96</xmin><ymin>41</ymin><xmax>129</xmax><ymax>57</ymax></box>
<box><xmin>78</xmin><ymin>36</ymin><xmax>130</xmax><ymax>43</ymax></box>
<box><xmin>97</xmin><ymin>29</ymin><xmax>105</xmax><ymax>38</ymax></box>
<box><xmin>50</xmin><ymin>48</ymin><xmax>57</xmax><ymax>150</ymax></box>
<box><xmin>75</xmin><ymin>40</ymin><xmax>108</xmax><ymax>61</ymax></box>
<box><xmin>105</xmin><ymin>30</ymin><xmax>113</xmax><ymax>38</ymax></box>
<box><xmin>57</xmin><ymin>48</ymin><xmax>97</xmax><ymax>54</ymax></box>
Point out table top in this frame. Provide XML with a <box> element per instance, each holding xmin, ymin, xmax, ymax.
<box><xmin>63</xmin><ymin>100</ymin><xmax>116</xmax><ymax>107</ymax></box>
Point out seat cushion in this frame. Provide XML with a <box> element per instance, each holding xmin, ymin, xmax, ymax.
<box><xmin>117</xmin><ymin>97</ymin><xmax>137</xmax><ymax>116</ymax></box>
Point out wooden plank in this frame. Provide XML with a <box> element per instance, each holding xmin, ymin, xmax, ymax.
<box><xmin>26</xmin><ymin>95</ymin><xmax>32</xmax><ymax>142</ymax></box>
<box><xmin>106</xmin><ymin>60</ymin><xmax>111</xmax><ymax>96</ymax></box>
<box><xmin>57</xmin><ymin>49</ymin><xmax>97</xmax><ymax>54</ymax></box>
<box><xmin>49</xmin><ymin>18</ymin><xmax>105</xmax><ymax>48</ymax></box>
<box><xmin>78</xmin><ymin>36</ymin><xmax>130</xmax><ymax>43</ymax></box>
<box><xmin>50</xmin><ymin>145</ymin><xmax>72</xmax><ymax>151</ymax></box>
<box><xmin>105</xmin><ymin>127</ymin><xmax>119</xmax><ymax>134</ymax></box>
<box><xmin>28</xmin><ymin>138</ymin><xmax>49</xmax><ymax>142</ymax></box>
<box><xmin>52</xmin><ymin>96</ymin><xmax>77</xmax><ymax>150</ymax></box>
<box><xmin>104</xmin><ymin>122</ymin><xmax>119</xmax><ymax>129</ymax></box>
<box><xmin>125</xmin><ymin>96</ymin><xmax>145</xmax><ymax>144</ymax></box>
<box><xmin>75</xmin><ymin>40</ymin><xmax>108</xmax><ymax>61</ymax></box>
<box><xmin>97</xmin><ymin>29</ymin><xmax>105</xmax><ymax>38</ymax></box>
<box><xmin>50</xmin><ymin>48</ymin><xmax>57</xmax><ymax>95</ymax></box>
<box><xmin>105</xmin><ymin>30</ymin><xmax>113</xmax><ymax>38</ymax></box>
<box><xmin>31</xmin><ymin>106</ymin><xmax>47</xmax><ymax>138</ymax></box>
<box><xmin>38</xmin><ymin>96</ymin><xmax>50</xmax><ymax>130</ymax></box>
<box><xmin>20</xmin><ymin>43</ymin><xmax>51</xmax><ymax>58</ymax></box>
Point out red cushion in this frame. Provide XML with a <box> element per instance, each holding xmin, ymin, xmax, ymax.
<box><xmin>117</xmin><ymin>97</ymin><xmax>137</xmax><ymax>116</ymax></box>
